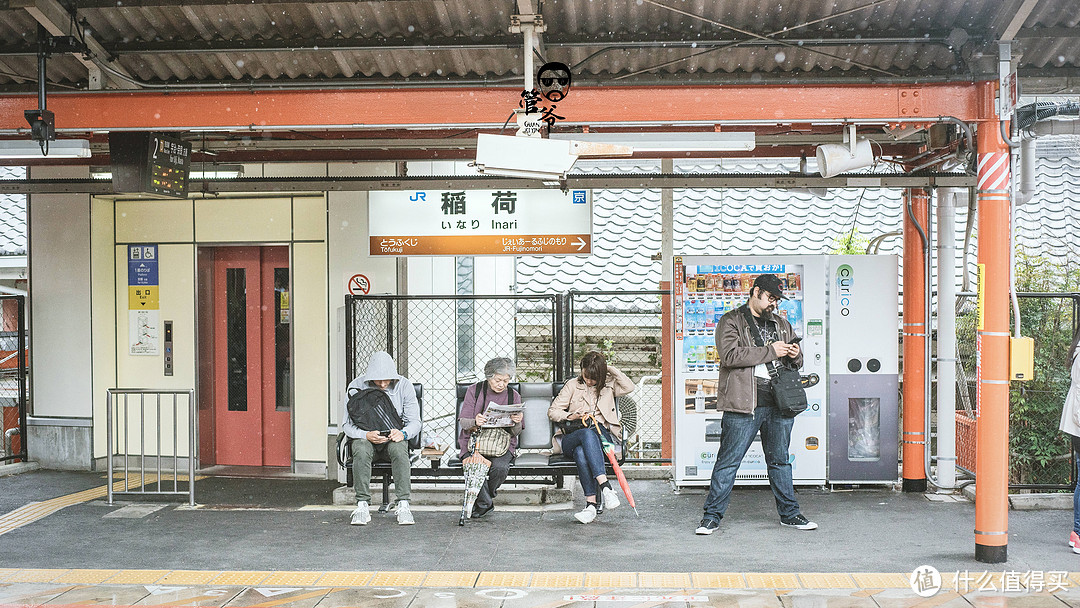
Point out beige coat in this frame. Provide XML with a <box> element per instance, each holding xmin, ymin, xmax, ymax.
<box><xmin>548</xmin><ymin>365</ymin><xmax>635</xmax><ymax>451</ymax></box>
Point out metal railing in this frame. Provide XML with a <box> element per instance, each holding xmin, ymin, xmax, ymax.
<box><xmin>0</xmin><ymin>295</ymin><xmax>27</xmax><ymax>464</ymax></box>
<box><xmin>106</xmin><ymin>389</ymin><xmax>197</xmax><ymax>505</ymax></box>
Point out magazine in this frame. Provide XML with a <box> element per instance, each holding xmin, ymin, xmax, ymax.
<box><xmin>481</xmin><ymin>402</ymin><xmax>525</xmax><ymax>428</ymax></box>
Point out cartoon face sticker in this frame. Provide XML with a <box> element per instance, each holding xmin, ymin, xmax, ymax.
<box><xmin>537</xmin><ymin>62</ymin><xmax>572</xmax><ymax>102</ymax></box>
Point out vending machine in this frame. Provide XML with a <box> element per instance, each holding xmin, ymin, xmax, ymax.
<box><xmin>673</xmin><ymin>255</ymin><xmax>829</xmax><ymax>486</ymax></box>
<box><xmin>826</xmin><ymin>255</ymin><xmax>900</xmax><ymax>483</ymax></box>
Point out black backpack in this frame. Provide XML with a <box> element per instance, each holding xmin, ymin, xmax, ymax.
<box><xmin>346</xmin><ymin>387</ymin><xmax>403</xmax><ymax>432</ymax></box>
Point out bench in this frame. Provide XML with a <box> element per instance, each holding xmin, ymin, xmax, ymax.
<box><xmin>336</xmin><ymin>382</ymin><xmax>423</xmax><ymax>511</ymax></box>
<box><xmin>446</xmin><ymin>381</ymin><xmax>631</xmax><ymax>487</ymax></box>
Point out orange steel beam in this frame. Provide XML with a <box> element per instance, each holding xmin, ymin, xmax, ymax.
<box><xmin>901</xmin><ymin>188</ymin><xmax>929</xmax><ymax>492</ymax></box>
<box><xmin>0</xmin><ymin>83</ymin><xmax>984</xmax><ymax>131</ymax></box>
<box><xmin>974</xmin><ymin>119</ymin><xmax>1011</xmax><ymax>564</ymax></box>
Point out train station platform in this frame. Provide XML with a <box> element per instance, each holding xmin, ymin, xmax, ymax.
<box><xmin>0</xmin><ymin>467</ymin><xmax>1077</xmax><ymax>607</ymax></box>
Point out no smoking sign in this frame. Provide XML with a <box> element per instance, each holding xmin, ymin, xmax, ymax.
<box><xmin>348</xmin><ymin>274</ymin><xmax>371</xmax><ymax>295</ymax></box>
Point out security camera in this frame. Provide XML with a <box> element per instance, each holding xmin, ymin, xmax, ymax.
<box><xmin>474</xmin><ymin>133</ymin><xmax>631</xmax><ymax>180</ymax></box>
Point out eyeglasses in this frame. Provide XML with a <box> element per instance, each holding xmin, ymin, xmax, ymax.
<box><xmin>540</xmin><ymin>76</ymin><xmax>569</xmax><ymax>87</ymax></box>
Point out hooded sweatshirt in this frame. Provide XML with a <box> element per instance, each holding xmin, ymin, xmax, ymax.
<box><xmin>339</xmin><ymin>351</ymin><xmax>422</xmax><ymax>442</ymax></box>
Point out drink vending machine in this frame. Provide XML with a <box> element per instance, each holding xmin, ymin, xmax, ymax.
<box><xmin>673</xmin><ymin>255</ymin><xmax>828</xmax><ymax>486</ymax></box>
<box><xmin>672</xmin><ymin>254</ymin><xmax>900</xmax><ymax>486</ymax></box>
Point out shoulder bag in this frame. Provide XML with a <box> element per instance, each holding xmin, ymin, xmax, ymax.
<box><xmin>742</xmin><ymin>307</ymin><xmax>808</xmax><ymax>418</ymax></box>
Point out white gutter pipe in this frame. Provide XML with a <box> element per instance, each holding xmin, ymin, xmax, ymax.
<box><xmin>936</xmin><ymin>188</ymin><xmax>961</xmax><ymax>489</ymax></box>
<box><xmin>1018</xmin><ymin>137</ymin><xmax>1036</xmax><ymax>205</ymax></box>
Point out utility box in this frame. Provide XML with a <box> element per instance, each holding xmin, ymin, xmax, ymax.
<box><xmin>1010</xmin><ymin>336</ymin><xmax>1035</xmax><ymax>381</ymax></box>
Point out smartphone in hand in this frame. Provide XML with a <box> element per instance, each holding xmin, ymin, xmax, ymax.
<box><xmin>788</xmin><ymin>336</ymin><xmax>803</xmax><ymax>345</ymax></box>
<box><xmin>379</xmin><ymin>430</ymin><xmax>391</xmax><ymax>437</ymax></box>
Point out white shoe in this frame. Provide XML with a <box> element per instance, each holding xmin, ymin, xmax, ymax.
<box><xmin>601</xmin><ymin>486</ymin><xmax>621</xmax><ymax>511</ymax></box>
<box><xmin>396</xmin><ymin>500</ymin><xmax>415</xmax><ymax>525</ymax></box>
<box><xmin>350</xmin><ymin>501</ymin><xmax>370</xmax><ymax>526</ymax></box>
<box><xmin>574</xmin><ymin>504</ymin><xmax>597</xmax><ymax>524</ymax></box>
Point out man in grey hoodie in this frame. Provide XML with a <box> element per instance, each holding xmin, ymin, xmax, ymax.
<box><xmin>341</xmin><ymin>351</ymin><xmax>421</xmax><ymax>526</ymax></box>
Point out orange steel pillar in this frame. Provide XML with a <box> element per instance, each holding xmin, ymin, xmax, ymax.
<box><xmin>902</xmin><ymin>188</ymin><xmax>929</xmax><ymax>492</ymax></box>
<box><xmin>974</xmin><ymin>120</ymin><xmax>1011</xmax><ymax>563</ymax></box>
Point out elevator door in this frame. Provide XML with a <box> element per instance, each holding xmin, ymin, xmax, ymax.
<box><xmin>207</xmin><ymin>246</ymin><xmax>291</xmax><ymax>466</ymax></box>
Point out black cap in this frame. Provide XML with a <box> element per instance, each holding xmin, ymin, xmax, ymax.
<box><xmin>752</xmin><ymin>274</ymin><xmax>787</xmax><ymax>300</ymax></box>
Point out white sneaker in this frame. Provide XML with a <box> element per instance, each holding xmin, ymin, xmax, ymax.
<box><xmin>574</xmin><ymin>504</ymin><xmax>597</xmax><ymax>524</ymax></box>
<box><xmin>350</xmin><ymin>501</ymin><xmax>370</xmax><ymax>526</ymax></box>
<box><xmin>601</xmin><ymin>486</ymin><xmax>621</xmax><ymax>511</ymax></box>
<box><xmin>396</xmin><ymin>500</ymin><xmax>415</xmax><ymax>525</ymax></box>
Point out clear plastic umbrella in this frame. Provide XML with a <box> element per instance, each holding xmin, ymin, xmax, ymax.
<box><xmin>459</xmin><ymin>451</ymin><xmax>491</xmax><ymax>526</ymax></box>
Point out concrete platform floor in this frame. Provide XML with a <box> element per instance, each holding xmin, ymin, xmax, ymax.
<box><xmin>0</xmin><ymin>468</ymin><xmax>1078</xmax><ymax>607</ymax></box>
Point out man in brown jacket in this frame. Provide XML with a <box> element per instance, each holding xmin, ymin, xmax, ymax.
<box><xmin>695</xmin><ymin>274</ymin><xmax>817</xmax><ymax>535</ymax></box>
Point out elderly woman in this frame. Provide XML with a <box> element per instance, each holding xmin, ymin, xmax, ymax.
<box><xmin>457</xmin><ymin>357</ymin><xmax>523</xmax><ymax>518</ymax></box>
<box><xmin>549</xmin><ymin>351</ymin><xmax>635</xmax><ymax>524</ymax></box>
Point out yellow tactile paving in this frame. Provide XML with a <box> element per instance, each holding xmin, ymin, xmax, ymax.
<box><xmin>746</xmin><ymin>573</ymin><xmax>800</xmax><ymax>589</ymax></box>
<box><xmin>584</xmin><ymin>572</ymin><xmax>636</xmax><ymax>588</ymax></box>
<box><xmin>476</xmin><ymin>571</ymin><xmax>531</xmax><ymax>587</ymax></box>
<box><xmin>0</xmin><ymin>568</ymin><xmax>17</xmax><ymax>581</ymax></box>
<box><xmin>53</xmin><ymin>569</ymin><xmax>121</xmax><ymax>584</ymax></box>
<box><xmin>530</xmin><ymin>572</ymin><xmax>584</xmax><ymax>588</ymax></box>
<box><xmin>851</xmin><ymin>573</ymin><xmax>910</xmax><ymax>589</ymax></box>
<box><xmin>210</xmin><ymin>571</ymin><xmax>272</xmax><ymax>586</ymax></box>
<box><xmin>638</xmin><ymin>572</ymin><xmax>691</xmax><ymax>588</ymax></box>
<box><xmin>368</xmin><ymin>571</ymin><xmax>426</xmax><ymax>587</ymax></box>
<box><xmin>158</xmin><ymin>570</ymin><xmax>223</xmax><ymax>585</ymax></box>
<box><xmin>260</xmin><ymin>571</ymin><xmax>326</xmax><ymax>586</ymax></box>
<box><xmin>693</xmin><ymin>573</ymin><xmax>747</xmax><ymax>588</ymax></box>
<box><xmin>799</xmin><ymin>573</ymin><xmax>857</xmax><ymax>588</ymax></box>
<box><xmin>6</xmin><ymin>569</ymin><xmax>70</xmax><ymax>583</ymax></box>
<box><xmin>1070</xmin><ymin>572</ymin><xmax>1080</xmax><ymax>587</ymax></box>
<box><xmin>315</xmin><ymin>572</ymin><xmax>375</xmax><ymax>587</ymax></box>
<box><xmin>103</xmin><ymin>569</ymin><xmax>170</xmax><ymax>584</ymax></box>
<box><xmin>423</xmin><ymin>571</ymin><xmax>479</xmax><ymax>587</ymax></box>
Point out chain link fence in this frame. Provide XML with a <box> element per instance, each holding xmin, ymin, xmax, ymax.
<box><xmin>568</xmin><ymin>290</ymin><xmax>667</xmax><ymax>461</ymax></box>
<box><xmin>955</xmin><ymin>291</ymin><xmax>1079</xmax><ymax>490</ymax></box>
<box><xmin>0</xmin><ymin>295</ymin><xmax>26</xmax><ymax>463</ymax></box>
<box><xmin>346</xmin><ymin>294</ymin><xmax>558</xmax><ymax>458</ymax></box>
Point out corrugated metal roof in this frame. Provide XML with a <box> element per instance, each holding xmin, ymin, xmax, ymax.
<box><xmin>0</xmin><ymin>1</ymin><xmax>1076</xmax><ymax>91</ymax></box>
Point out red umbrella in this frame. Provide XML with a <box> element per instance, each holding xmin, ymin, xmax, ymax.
<box><xmin>587</xmin><ymin>415</ymin><xmax>638</xmax><ymax>515</ymax></box>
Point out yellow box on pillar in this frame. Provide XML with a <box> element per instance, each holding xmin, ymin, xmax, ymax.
<box><xmin>1009</xmin><ymin>336</ymin><xmax>1034</xmax><ymax>381</ymax></box>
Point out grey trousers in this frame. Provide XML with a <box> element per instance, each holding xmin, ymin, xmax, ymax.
<box><xmin>352</xmin><ymin>438</ymin><xmax>411</xmax><ymax>503</ymax></box>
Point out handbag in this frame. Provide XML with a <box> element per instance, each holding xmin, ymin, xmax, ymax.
<box><xmin>557</xmin><ymin>418</ymin><xmax>590</xmax><ymax>435</ymax></box>
<box><xmin>742</xmin><ymin>306</ymin><xmax>808</xmax><ymax>418</ymax></box>
<box><xmin>474</xmin><ymin>427</ymin><xmax>511</xmax><ymax>457</ymax></box>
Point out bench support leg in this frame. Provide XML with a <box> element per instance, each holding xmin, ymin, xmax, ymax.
<box><xmin>379</xmin><ymin>472</ymin><xmax>391</xmax><ymax>512</ymax></box>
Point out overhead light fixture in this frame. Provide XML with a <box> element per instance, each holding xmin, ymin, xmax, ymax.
<box><xmin>550</xmin><ymin>132</ymin><xmax>756</xmax><ymax>152</ymax></box>
<box><xmin>474</xmin><ymin>133</ymin><xmax>631</xmax><ymax>180</ymax></box>
<box><xmin>90</xmin><ymin>163</ymin><xmax>243</xmax><ymax>180</ymax></box>
<box><xmin>816</xmin><ymin>125</ymin><xmax>874</xmax><ymax>178</ymax></box>
<box><xmin>0</xmin><ymin>139</ymin><xmax>91</xmax><ymax>159</ymax></box>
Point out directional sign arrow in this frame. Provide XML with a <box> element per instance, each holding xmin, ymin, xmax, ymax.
<box><xmin>573</xmin><ymin>237</ymin><xmax>588</xmax><ymax>251</ymax></box>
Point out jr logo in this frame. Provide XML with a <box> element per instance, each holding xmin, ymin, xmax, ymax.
<box><xmin>409</xmin><ymin>192</ymin><xmax>426</xmax><ymax>202</ymax></box>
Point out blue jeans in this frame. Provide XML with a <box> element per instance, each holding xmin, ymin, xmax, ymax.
<box><xmin>1072</xmin><ymin>436</ymin><xmax>1080</xmax><ymax>534</ymax></box>
<box><xmin>561</xmin><ymin>426</ymin><xmax>612</xmax><ymax>498</ymax></box>
<box><xmin>702</xmin><ymin>388</ymin><xmax>800</xmax><ymax>522</ymax></box>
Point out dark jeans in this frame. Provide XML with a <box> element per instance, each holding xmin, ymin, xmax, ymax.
<box><xmin>561</xmin><ymin>426</ymin><xmax>613</xmax><ymax>497</ymax></box>
<box><xmin>463</xmin><ymin>450</ymin><xmax>513</xmax><ymax>509</ymax></box>
<box><xmin>1073</xmin><ymin>435</ymin><xmax>1080</xmax><ymax>534</ymax></box>
<box><xmin>702</xmin><ymin>383</ymin><xmax>800</xmax><ymax>522</ymax></box>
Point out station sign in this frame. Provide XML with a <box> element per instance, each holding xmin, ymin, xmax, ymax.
<box><xmin>368</xmin><ymin>189</ymin><xmax>592</xmax><ymax>256</ymax></box>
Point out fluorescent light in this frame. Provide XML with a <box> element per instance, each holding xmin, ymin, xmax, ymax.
<box><xmin>474</xmin><ymin>133</ymin><xmax>633</xmax><ymax>180</ymax></box>
<box><xmin>90</xmin><ymin>164</ymin><xmax>243</xmax><ymax>180</ymax></box>
<box><xmin>549</xmin><ymin>132</ymin><xmax>756</xmax><ymax>152</ymax></box>
<box><xmin>0</xmin><ymin>139</ymin><xmax>91</xmax><ymax>159</ymax></box>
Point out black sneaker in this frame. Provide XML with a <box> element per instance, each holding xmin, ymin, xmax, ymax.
<box><xmin>695</xmin><ymin>518</ymin><xmax>720</xmax><ymax>535</ymax></box>
<box><xmin>780</xmin><ymin>514</ymin><xmax>818</xmax><ymax>530</ymax></box>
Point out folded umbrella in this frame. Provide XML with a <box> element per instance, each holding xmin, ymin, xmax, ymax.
<box><xmin>459</xmin><ymin>451</ymin><xmax>491</xmax><ymax>526</ymax></box>
<box><xmin>588</xmin><ymin>415</ymin><xmax>638</xmax><ymax>516</ymax></box>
